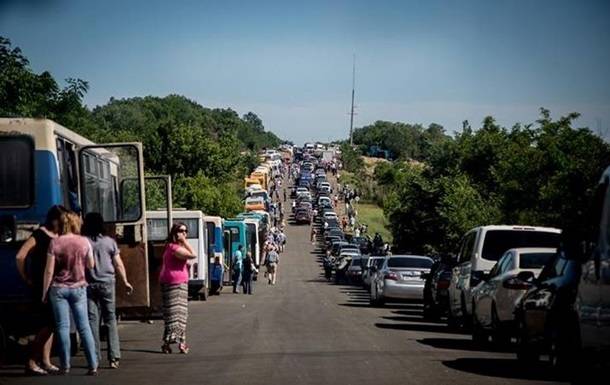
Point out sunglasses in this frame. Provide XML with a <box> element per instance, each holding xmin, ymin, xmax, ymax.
<box><xmin>177</xmin><ymin>228</ymin><xmax>188</xmax><ymax>234</ymax></box>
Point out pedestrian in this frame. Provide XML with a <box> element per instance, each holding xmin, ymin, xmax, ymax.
<box><xmin>342</xmin><ymin>216</ymin><xmax>348</xmax><ymax>231</ymax></box>
<box><xmin>310</xmin><ymin>226</ymin><xmax>317</xmax><ymax>244</ymax></box>
<box><xmin>350</xmin><ymin>216</ymin><xmax>356</xmax><ymax>230</ymax></box>
<box><xmin>82</xmin><ymin>212</ymin><xmax>133</xmax><ymax>369</ymax></box>
<box><xmin>354</xmin><ymin>227</ymin><xmax>361</xmax><ymax>238</ymax></box>
<box><xmin>15</xmin><ymin>205</ymin><xmax>66</xmax><ymax>375</ymax></box>
<box><xmin>41</xmin><ymin>211</ymin><xmax>98</xmax><ymax>375</ymax></box>
<box><xmin>241</xmin><ymin>253</ymin><xmax>258</xmax><ymax>295</ymax></box>
<box><xmin>210</xmin><ymin>256</ymin><xmax>224</xmax><ymax>295</ymax></box>
<box><xmin>283</xmin><ymin>188</ymin><xmax>287</xmax><ymax>202</ymax></box>
<box><xmin>232</xmin><ymin>245</ymin><xmax>244</xmax><ymax>293</ymax></box>
<box><xmin>159</xmin><ymin>223</ymin><xmax>197</xmax><ymax>354</ymax></box>
<box><xmin>278</xmin><ymin>230</ymin><xmax>286</xmax><ymax>252</ymax></box>
<box><xmin>264</xmin><ymin>247</ymin><xmax>280</xmax><ymax>285</ymax></box>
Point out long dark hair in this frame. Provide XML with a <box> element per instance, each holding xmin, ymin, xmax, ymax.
<box><xmin>44</xmin><ymin>205</ymin><xmax>67</xmax><ymax>233</ymax></box>
<box><xmin>82</xmin><ymin>212</ymin><xmax>105</xmax><ymax>240</ymax></box>
<box><xmin>168</xmin><ymin>222</ymin><xmax>187</xmax><ymax>244</ymax></box>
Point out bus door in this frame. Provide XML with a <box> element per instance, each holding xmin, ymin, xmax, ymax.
<box><xmin>79</xmin><ymin>143</ymin><xmax>149</xmax><ymax>308</ymax></box>
<box><xmin>223</xmin><ymin>229</ymin><xmax>232</xmax><ymax>283</ymax></box>
<box><xmin>144</xmin><ymin>176</ymin><xmax>172</xmax><ymax>311</ymax></box>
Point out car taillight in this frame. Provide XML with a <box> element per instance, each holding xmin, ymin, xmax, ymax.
<box><xmin>384</xmin><ymin>271</ymin><xmax>399</xmax><ymax>281</ymax></box>
<box><xmin>437</xmin><ymin>279</ymin><xmax>450</xmax><ymax>289</ymax></box>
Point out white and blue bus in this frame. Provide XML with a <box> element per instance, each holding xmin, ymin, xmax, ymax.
<box><xmin>0</xmin><ymin>118</ymin><xmax>166</xmax><ymax>346</ymax></box>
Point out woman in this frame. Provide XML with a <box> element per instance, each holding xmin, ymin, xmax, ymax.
<box><xmin>42</xmin><ymin>211</ymin><xmax>98</xmax><ymax>375</ymax></box>
<box><xmin>83</xmin><ymin>212</ymin><xmax>133</xmax><ymax>369</ymax></box>
<box><xmin>159</xmin><ymin>223</ymin><xmax>196</xmax><ymax>354</ymax></box>
<box><xmin>15</xmin><ymin>205</ymin><xmax>66</xmax><ymax>375</ymax></box>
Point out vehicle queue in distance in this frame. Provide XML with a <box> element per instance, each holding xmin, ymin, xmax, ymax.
<box><xmin>295</xmin><ymin>142</ymin><xmax>610</xmax><ymax>377</ymax></box>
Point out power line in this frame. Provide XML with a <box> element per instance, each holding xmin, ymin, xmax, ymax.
<box><xmin>349</xmin><ymin>54</ymin><xmax>356</xmax><ymax>146</ymax></box>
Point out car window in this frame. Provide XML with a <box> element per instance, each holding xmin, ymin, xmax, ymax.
<box><xmin>538</xmin><ymin>254</ymin><xmax>567</xmax><ymax>280</ymax></box>
<box><xmin>490</xmin><ymin>252</ymin><xmax>509</xmax><ymax>277</ymax></box>
<box><xmin>481</xmin><ymin>230</ymin><xmax>560</xmax><ymax>262</ymax></box>
<box><xmin>519</xmin><ymin>252</ymin><xmax>556</xmax><ymax>269</ymax></box>
<box><xmin>388</xmin><ymin>257</ymin><xmax>433</xmax><ymax>268</ymax></box>
<box><xmin>459</xmin><ymin>232</ymin><xmax>476</xmax><ymax>263</ymax></box>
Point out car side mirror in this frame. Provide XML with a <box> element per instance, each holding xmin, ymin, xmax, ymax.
<box><xmin>516</xmin><ymin>271</ymin><xmax>535</xmax><ymax>282</ymax></box>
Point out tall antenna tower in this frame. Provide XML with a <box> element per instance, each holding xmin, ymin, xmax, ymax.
<box><xmin>349</xmin><ymin>54</ymin><xmax>356</xmax><ymax>146</ymax></box>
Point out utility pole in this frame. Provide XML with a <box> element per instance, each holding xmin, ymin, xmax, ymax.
<box><xmin>349</xmin><ymin>54</ymin><xmax>356</xmax><ymax>146</ymax></box>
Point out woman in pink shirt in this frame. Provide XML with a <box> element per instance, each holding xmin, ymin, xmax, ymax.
<box><xmin>159</xmin><ymin>223</ymin><xmax>196</xmax><ymax>354</ymax></box>
<box><xmin>42</xmin><ymin>212</ymin><xmax>98</xmax><ymax>375</ymax></box>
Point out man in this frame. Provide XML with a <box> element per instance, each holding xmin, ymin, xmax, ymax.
<box><xmin>264</xmin><ymin>247</ymin><xmax>280</xmax><ymax>285</ymax></box>
<box><xmin>232</xmin><ymin>245</ymin><xmax>244</xmax><ymax>293</ymax></box>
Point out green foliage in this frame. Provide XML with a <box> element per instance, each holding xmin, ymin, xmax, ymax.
<box><xmin>0</xmin><ymin>36</ymin><xmax>282</xmax><ymax>218</ymax></box>
<box><xmin>353</xmin><ymin>120</ymin><xmax>450</xmax><ymax>160</ymax></box>
<box><xmin>381</xmin><ymin>111</ymin><xmax>610</xmax><ymax>254</ymax></box>
<box><xmin>339</xmin><ymin>143</ymin><xmax>364</xmax><ymax>172</ymax></box>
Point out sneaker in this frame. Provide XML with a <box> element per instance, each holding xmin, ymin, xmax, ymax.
<box><xmin>109</xmin><ymin>361</ymin><xmax>120</xmax><ymax>369</ymax></box>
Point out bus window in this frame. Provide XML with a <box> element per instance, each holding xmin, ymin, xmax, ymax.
<box><xmin>147</xmin><ymin>218</ymin><xmax>169</xmax><ymax>241</ymax></box>
<box><xmin>80</xmin><ymin>145</ymin><xmax>143</xmax><ymax>222</ymax></box>
<box><xmin>174</xmin><ymin>218</ymin><xmax>199</xmax><ymax>239</ymax></box>
<box><xmin>0</xmin><ymin>136</ymin><xmax>34</xmax><ymax>208</ymax></box>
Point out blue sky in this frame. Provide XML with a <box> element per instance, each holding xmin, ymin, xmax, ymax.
<box><xmin>1</xmin><ymin>0</ymin><xmax>609</xmax><ymax>143</ymax></box>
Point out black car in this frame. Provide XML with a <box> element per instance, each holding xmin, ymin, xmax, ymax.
<box><xmin>515</xmin><ymin>249</ymin><xmax>582</xmax><ymax>367</ymax></box>
<box><xmin>423</xmin><ymin>256</ymin><xmax>454</xmax><ymax>320</ymax></box>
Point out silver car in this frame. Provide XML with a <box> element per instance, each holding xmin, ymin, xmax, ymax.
<box><xmin>370</xmin><ymin>255</ymin><xmax>434</xmax><ymax>306</ymax></box>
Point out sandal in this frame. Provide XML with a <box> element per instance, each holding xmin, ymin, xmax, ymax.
<box><xmin>178</xmin><ymin>343</ymin><xmax>189</xmax><ymax>354</ymax></box>
<box><xmin>161</xmin><ymin>343</ymin><xmax>172</xmax><ymax>354</ymax></box>
<box><xmin>41</xmin><ymin>364</ymin><xmax>60</xmax><ymax>374</ymax></box>
<box><xmin>25</xmin><ymin>365</ymin><xmax>48</xmax><ymax>376</ymax></box>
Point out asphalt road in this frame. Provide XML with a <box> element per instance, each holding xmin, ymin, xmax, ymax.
<box><xmin>0</xmin><ymin>205</ymin><xmax>570</xmax><ymax>385</ymax></box>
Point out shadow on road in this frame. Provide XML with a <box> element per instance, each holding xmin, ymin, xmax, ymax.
<box><xmin>417</xmin><ymin>337</ymin><xmax>512</xmax><ymax>353</ymax></box>
<box><xmin>375</xmin><ymin>322</ymin><xmax>469</xmax><ymax>335</ymax></box>
<box><xmin>442</xmin><ymin>358</ymin><xmax>565</xmax><ymax>382</ymax></box>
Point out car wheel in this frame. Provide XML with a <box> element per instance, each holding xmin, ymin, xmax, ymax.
<box><xmin>490</xmin><ymin>303</ymin><xmax>510</xmax><ymax>347</ymax></box>
<box><xmin>471</xmin><ymin>302</ymin><xmax>488</xmax><ymax>345</ymax></box>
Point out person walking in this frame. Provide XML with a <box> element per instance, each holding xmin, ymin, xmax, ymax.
<box><xmin>310</xmin><ymin>226</ymin><xmax>317</xmax><ymax>244</ymax></box>
<box><xmin>42</xmin><ymin>211</ymin><xmax>98</xmax><ymax>375</ymax></box>
<box><xmin>82</xmin><ymin>213</ymin><xmax>133</xmax><ymax>369</ymax></box>
<box><xmin>159</xmin><ymin>223</ymin><xmax>197</xmax><ymax>354</ymax></box>
<box><xmin>264</xmin><ymin>247</ymin><xmax>280</xmax><ymax>285</ymax></box>
<box><xmin>241</xmin><ymin>253</ymin><xmax>258</xmax><ymax>295</ymax></box>
<box><xmin>15</xmin><ymin>205</ymin><xmax>66</xmax><ymax>375</ymax></box>
<box><xmin>283</xmin><ymin>188</ymin><xmax>287</xmax><ymax>202</ymax></box>
<box><xmin>232</xmin><ymin>245</ymin><xmax>244</xmax><ymax>293</ymax></box>
<box><xmin>210</xmin><ymin>256</ymin><xmax>224</xmax><ymax>295</ymax></box>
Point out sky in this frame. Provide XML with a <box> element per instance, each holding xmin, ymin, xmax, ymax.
<box><xmin>1</xmin><ymin>0</ymin><xmax>609</xmax><ymax>143</ymax></box>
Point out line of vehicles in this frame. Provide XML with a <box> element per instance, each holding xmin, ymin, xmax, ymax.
<box><xmin>0</xmin><ymin>118</ymin><xmax>284</xmax><ymax>360</ymax></box>
<box><xmin>307</xmin><ymin>150</ymin><xmax>610</xmax><ymax>373</ymax></box>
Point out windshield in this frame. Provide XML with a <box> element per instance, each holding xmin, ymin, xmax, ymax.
<box><xmin>481</xmin><ymin>230</ymin><xmax>560</xmax><ymax>261</ymax></box>
<box><xmin>388</xmin><ymin>257</ymin><xmax>433</xmax><ymax>268</ymax></box>
<box><xmin>519</xmin><ymin>252</ymin><xmax>556</xmax><ymax>269</ymax></box>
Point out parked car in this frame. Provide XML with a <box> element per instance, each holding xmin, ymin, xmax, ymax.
<box><xmin>346</xmin><ymin>255</ymin><xmax>364</xmax><ymax>283</ymax></box>
<box><xmin>351</xmin><ymin>236</ymin><xmax>371</xmax><ymax>255</ymax></box>
<box><xmin>363</xmin><ymin>256</ymin><xmax>385</xmax><ymax>289</ymax></box>
<box><xmin>294</xmin><ymin>208</ymin><xmax>311</xmax><ymax>224</ymax></box>
<box><xmin>447</xmin><ymin>225</ymin><xmax>561</xmax><ymax>326</ymax></box>
<box><xmin>471</xmin><ymin>247</ymin><xmax>557</xmax><ymax>344</ymax></box>
<box><xmin>423</xmin><ymin>255</ymin><xmax>455</xmax><ymax>320</ymax></box>
<box><xmin>370</xmin><ymin>255</ymin><xmax>434</xmax><ymax>306</ymax></box>
<box><xmin>335</xmin><ymin>251</ymin><xmax>360</xmax><ymax>283</ymax></box>
<box><xmin>514</xmin><ymin>248</ymin><xmax>582</xmax><ymax>367</ymax></box>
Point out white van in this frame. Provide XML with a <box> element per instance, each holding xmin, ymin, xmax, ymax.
<box><xmin>146</xmin><ymin>210</ymin><xmax>209</xmax><ymax>300</ymax></box>
<box><xmin>447</xmin><ymin>225</ymin><xmax>561</xmax><ymax>325</ymax></box>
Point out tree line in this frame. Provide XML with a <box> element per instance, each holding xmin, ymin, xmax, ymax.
<box><xmin>0</xmin><ymin>37</ymin><xmax>281</xmax><ymax>217</ymax></box>
<box><xmin>348</xmin><ymin>114</ymin><xmax>610</xmax><ymax>255</ymax></box>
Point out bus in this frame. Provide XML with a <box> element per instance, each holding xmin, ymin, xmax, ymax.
<box><xmin>223</xmin><ymin>219</ymin><xmax>248</xmax><ymax>271</ymax></box>
<box><xmin>0</xmin><ymin>118</ymin><xmax>166</xmax><ymax>347</ymax></box>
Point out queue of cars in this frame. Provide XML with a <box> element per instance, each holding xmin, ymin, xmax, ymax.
<box><xmin>300</xmin><ymin>142</ymin><xmax>610</xmax><ymax>373</ymax></box>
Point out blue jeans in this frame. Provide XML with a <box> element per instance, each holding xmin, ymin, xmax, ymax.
<box><xmin>87</xmin><ymin>281</ymin><xmax>120</xmax><ymax>363</ymax></box>
<box><xmin>232</xmin><ymin>269</ymin><xmax>242</xmax><ymax>292</ymax></box>
<box><xmin>49</xmin><ymin>286</ymin><xmax>98</xmax><ymax>370</ymax></box>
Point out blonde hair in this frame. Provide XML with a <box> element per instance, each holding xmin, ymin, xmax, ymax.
<box><xmin>61</xmin><ymin>212</ymin><xmax>82</xmax><ymax>235</ymax></box>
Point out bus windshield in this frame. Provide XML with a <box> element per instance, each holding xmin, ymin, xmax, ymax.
<box><xmin>0</xmin><ymin>136</ymin><xmax>34</xmax><ymax>208</ymax></box>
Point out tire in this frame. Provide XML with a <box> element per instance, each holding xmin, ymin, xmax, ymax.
<box><xmin>471</xmin><ymin>303</ymin><xmax>487</xmax><ymax>345</ymax></box>
<box><xmin>490</xmin><ymin>303</ymin><xmax>510</xmax><ymax>347</ymax></box>
<box><xmin>516</xmin><ymin>315</ymin><xmax>539</xmax><ymax>363</ymax></box>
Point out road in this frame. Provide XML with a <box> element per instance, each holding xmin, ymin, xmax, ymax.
<box><xmin>0</xmin><ymin>208</ymin><xmax>569</xmax><ymax>385</ymax></box>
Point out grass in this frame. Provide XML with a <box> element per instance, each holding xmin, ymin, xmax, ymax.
<box><xmin>354</xmin><ymin>203</ymin><xmax>393</xmax><ymax>243</ymax></box>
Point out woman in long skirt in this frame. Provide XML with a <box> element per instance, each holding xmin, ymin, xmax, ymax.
<box><xmin>159</xmin><ymin>223</ymin><xmax>196</xmax><ymax>354</ymax></box>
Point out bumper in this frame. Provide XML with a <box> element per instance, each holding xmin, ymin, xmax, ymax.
<box><xmin>382</xmin><ymin>281</ymin><xmax>425</xmax><ymax>300</ymax></box>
